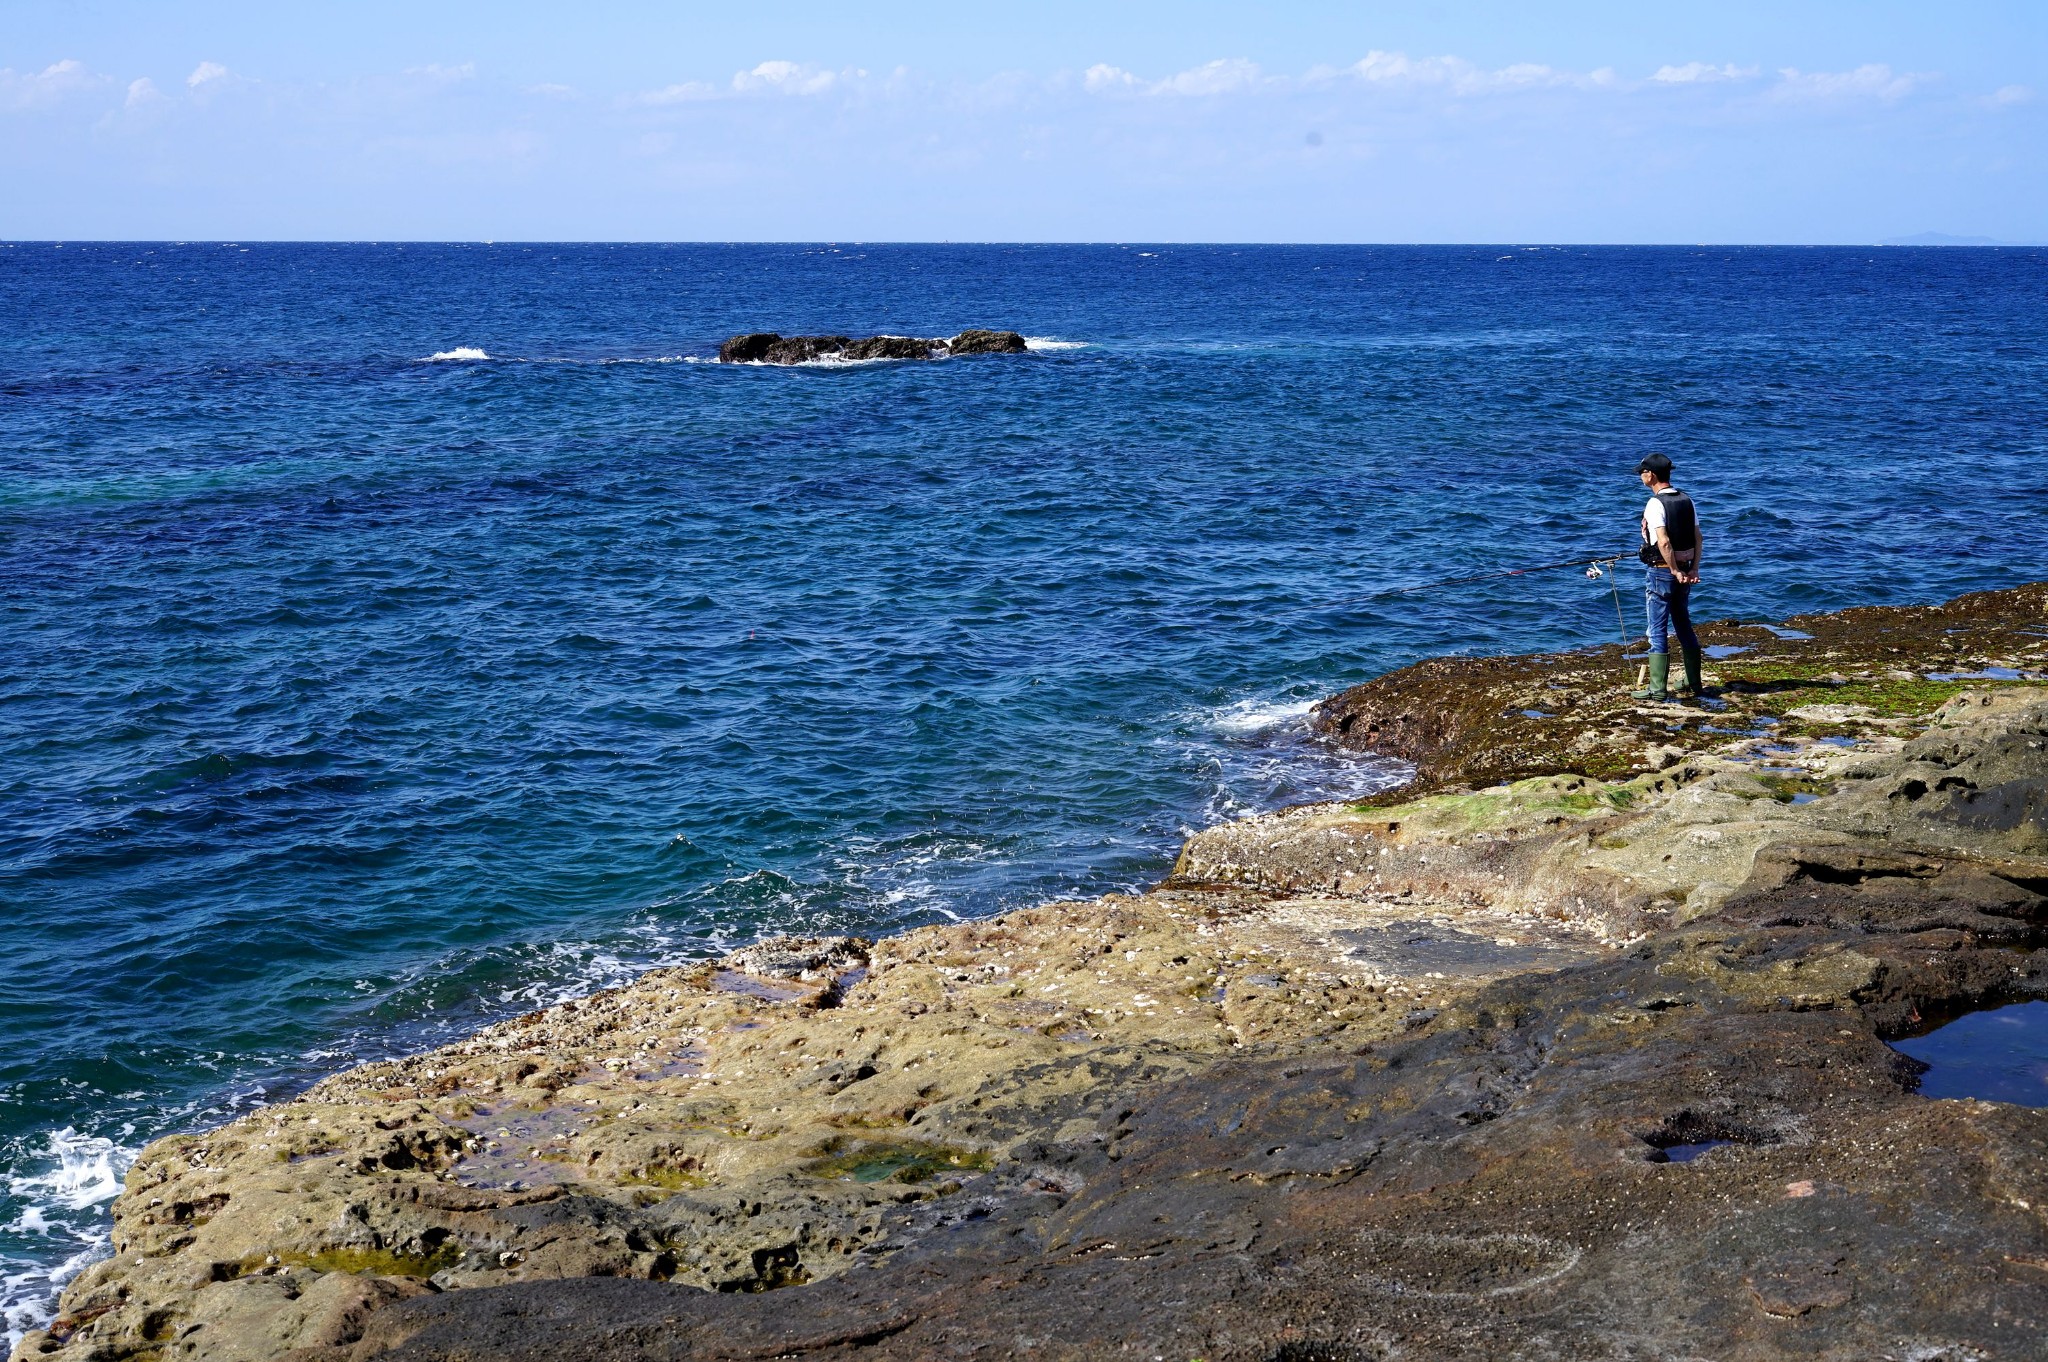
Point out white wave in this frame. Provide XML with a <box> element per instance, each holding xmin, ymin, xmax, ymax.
<box><xmin>4</xmin><ymin>1244</ymin><xmax>106</xmax><ymax>1349</ymax></box>
<box><xmin>1177</xmin><ymin>692</ymin><xmax>1413</xmax><ymax>828</ymax></box>
<box><xmin>1203</xmin><ymin>696</ymin><xmax>1319</xmax><ymax>735</ymax></box>
<box><xmin>1023</xmin><ymin>337</ymin><xmax>1089</xmax><ymax>351</ymax></box>
<box><xmin>729</xmin><ymin>353</ymin><xmax>935</xmax><ymax>369</ymax></box>
<box><xmin>6</xmin><ymin>1130</ymin><xmax>131</xmax><ymax>1212</ymax></box>
<box><xmin>3</xmin><ymin>1129</ymin><xmax>139</xmax><ymax>1350</ymax></box>
<box><xmin>420</xmin><ymin>347</ymin><xmax>490</xmax><ymax>362</ymax></box>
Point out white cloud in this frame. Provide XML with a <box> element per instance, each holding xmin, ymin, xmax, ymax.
<box><xmin>730</xmin><ymin>61</ymin><xmax>845</xmax><ymax>96</ymax></box>
<box><xmin>187</xmin><ymin>61</ymin><xmax>230</xmax><ymax>89</ymax></box>
<box><xmin>124</xmin><ymin>77</ymin><xmax>162</xmax><ymax>107</ymax></box>
<box><xmin>1489</xmin><ymin>62</ymin><xmax>1567</xmax><ymax>89</ymax></box>
<box><xmin>1652</xmin><ymin>62</ymin><xmax>1759</xmax><ymax>85</ymax></box>
<box><xmin>1083</xmin><ymin>63</ymin><xmax>1140</xmax><ymax>94</ymax></box>
<box><xmin>526</xmin><ymin>83</ymin><xmax>576</xmax><ymax>99</ymax></box>
<box><xmin>1342</xmin><ymin>51</ymin><xmax>1589</xmax><ymax>95</ymax></box>
<box><xmin>629</xmin><ymin>60</ymin><xmax>860</xmax><ymax>106</ymax></box>
<box><xmin>1152</xmin><ymin>58</ymin><xmax>1261</xmax><ymax>96</ymax></box>
<box><xmin>1</xmin><ymin>58</ymin><xmax>105</xmax><ymax>110</ymax></box>
<box><xmin>1348</xmin><ymin>50</ymin><xmax>1434</xmax><ymax>84</ymax></box>
<box><xmin>1773</xmin><ymin>64</ymin><xmax>1924</xmax><ymax>101</ymax></box>
<box><xmin>1989</xmin><ymin>84</ymin><xmax>2033</xmax><ymax>106</ymax></box>
<box><xmin>1081</xmin><ymin>57</ymin><xmax>1262</xmax><ymax>97</ymax></box>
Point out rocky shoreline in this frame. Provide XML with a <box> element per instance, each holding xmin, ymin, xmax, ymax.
<box><xmin>19</xmin><ymin>583</ymin><xmax>2048</xmax><ymax>1362</ymax></box>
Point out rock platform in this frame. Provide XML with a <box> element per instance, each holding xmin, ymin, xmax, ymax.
<box><xmin>18</xmin><ymin>584</ymin><xmax>2048</xmax><ymax>1362</ymax></box>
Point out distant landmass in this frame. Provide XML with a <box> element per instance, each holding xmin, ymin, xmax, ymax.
<box><xmin>1879</xmin><ymin>231</ymin><xmax>2018</xmax><ymax>246</ymax></box>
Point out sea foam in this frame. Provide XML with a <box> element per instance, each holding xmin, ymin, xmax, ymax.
<box><xmin>420</xmin><ymin>347</ymin><xmax>490</xmax><ymax>362</ymax></box>
<box><xmin>1204</xmin><ymin>696</ymin><xmax>1319</xmax><ymax>735</ymax></box>
<box><xmin>2</xmin><ymin>1129</ymin><xmax>137</xmax><ymax>1349</ymax></box>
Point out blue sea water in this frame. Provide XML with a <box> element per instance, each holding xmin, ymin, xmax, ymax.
<box><xmin>1895</xmin><ymin>1001</ymin><xmax>2048</xmax><ymax>1107</ymax></box>
<box><xmin>3</xmin><ymin>242</ymin><xmax>2046</xmax><ymax>1338</ymax></box>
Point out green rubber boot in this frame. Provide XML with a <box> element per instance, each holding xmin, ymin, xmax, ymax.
<box><xmin>1633</xmin><ymin>653</ymin><xmax>1670</xmax><ymax>701</ymax></box>
<box><xmin>1679</xmin><ymin>645</ymin><xmax>1704</xmax><ymax>700</ymax></box>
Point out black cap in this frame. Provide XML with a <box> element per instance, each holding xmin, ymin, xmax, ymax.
<box><xmin>1636</xmin><ymin>453</ymin><xmax>1673</xmax><ymax>478</ymax></box>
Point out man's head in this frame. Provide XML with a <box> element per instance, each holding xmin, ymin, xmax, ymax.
<box><xmin>1636</xmin><ymin>453</ymin><xmax>1673</xmax><ymax>487</ymax></box>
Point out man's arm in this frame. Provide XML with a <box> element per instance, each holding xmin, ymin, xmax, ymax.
<box><xmin>1652</xmin><ymin>526</ymin><xmax>1700</xmax><ymax>584</ymax></box>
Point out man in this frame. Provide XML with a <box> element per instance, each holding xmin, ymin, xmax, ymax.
<box><xmin>1632</xmin><ymin>453</ymin><xmax>1703</xmax><ymax>702</ymax></box>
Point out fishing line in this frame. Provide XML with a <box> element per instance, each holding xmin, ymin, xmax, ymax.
<box><xmin>1294</xmin><ymin>552</ymin><xmax>1631</xmax><ymax>616</ymax></box>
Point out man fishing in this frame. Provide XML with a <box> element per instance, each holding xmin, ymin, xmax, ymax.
<box><xmin>1632</xmin><ymin>453</ymin><xmax>1703</xmax><ymax>702</ymax></box>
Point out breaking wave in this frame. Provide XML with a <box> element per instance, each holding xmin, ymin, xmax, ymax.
<box><xmin>2</xmin><ymin>1129</ymin><xmax>137</xmax><ymax>1350</ymax></box>
<box><xmin>1183</xmin><ymin>692</ymin><xmax>1411</xmax><ymax>826</ymax></box>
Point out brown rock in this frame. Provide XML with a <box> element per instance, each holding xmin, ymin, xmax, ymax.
<box><xmin>714</xmin><ymin>333</ymin><xmax>779</xmax><ymax>363</ymax></box>
<box><xmin>714</xmin><ymin>331</ymin><xmax>1030</xmax><ymax>364</ymax></box>
<box><xmin>839</xmin><ymin>336</ymin><xmax>939</xmax><ymax>361</ymax></box>
<box><xmin>945</xmin><ymin>329</ymin><xmax>1028</xmax><ymax>355</ymax></box>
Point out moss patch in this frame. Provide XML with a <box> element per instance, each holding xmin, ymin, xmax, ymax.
<box><xmin>1752</xmin><ymin>773</ymin><xmax>1834</xmax><ymax>803</ymax></box>
<box><xmin>282</xmin><ymin>1241</ymin><xmax>463</xmax><ymax>1279</ymax></box>
<box><xmin>1717</xmin><ymin>662</ymin><xmax>2044</xmax><ymax>718</ymax></box>
<box><xmin>803</xmin><ymin>1139</ymin><xmax>992</xmax><ymax>1185</ymax></box>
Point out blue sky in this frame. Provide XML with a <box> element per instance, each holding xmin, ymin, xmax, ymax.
<box><xmin>3</xmin><ymin>1</ymin><xmax>2043</xmax><ymax>241</ymax></box>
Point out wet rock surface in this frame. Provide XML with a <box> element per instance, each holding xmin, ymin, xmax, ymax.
<box><xmin>715</xmin><ymin>330</ymin><xmax>1027</xmax><ymax>364</ymax></box>
<box><xmin>19</xmin><ymin>586</ymin><xmax>2048</xmax><ymax>1362</ymax></box>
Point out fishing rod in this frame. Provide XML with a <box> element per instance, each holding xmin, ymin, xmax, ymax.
<box><xmin>1303</xmin><ymin>550</ymin><xmax>1642</xmax><ymax>678</ymax></box>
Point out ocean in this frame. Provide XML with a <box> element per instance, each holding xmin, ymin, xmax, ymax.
<box><xmin>4</xmin><ymin>242</ymin><xmax>2045</xmax><ymax>1340</ymax></box>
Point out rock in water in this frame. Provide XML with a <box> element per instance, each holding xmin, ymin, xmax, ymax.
<box><xmin>716</xmin><ymin>330</ymin><xmax>1029</xmax><ymax>363</ymax></box>
<box><xmin>715</xmin><ymin>334</ymin><xmax>855</xmax><ymax>364</ymax></box>
<box><xmin>946</xmin><ymin>328</ymin><xmax>1028</xmax><ymax>354</ymax></box>
<box><xmin>841</xmin><ymin>335</ymin><xmax>940</xmax><ymax>361</ymax></box>
<box><xmin>761</xmin><ymin>335</ymin><xmax>852</xmax><ymax>364</ymax></box>
<box><xmin>715</xmin><ymin>333</ymin><xmax>781</xmax><ymax>363</ymax></box>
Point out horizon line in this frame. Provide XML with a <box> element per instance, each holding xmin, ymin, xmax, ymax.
<box><xmin>5</xmin><ymin>238</ymin><xmax>2045</xmax><ymax>249</ymax></box>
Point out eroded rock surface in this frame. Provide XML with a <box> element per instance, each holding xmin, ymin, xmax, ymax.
<box><xmin>19</xmin><ymin>588</ymin><xmax>2048</xmax><ymax>1362</ymax></box>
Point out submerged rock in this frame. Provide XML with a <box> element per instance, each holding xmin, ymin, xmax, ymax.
<box><xmin>24</xmin><ymin>584</ymin><xmax>2048</xmax><ymax>1362</ymax></box>
<box><xmin>715</xmin><ymin>330</ymin><xmax>1028</xmax><ymax>364</ymax></box>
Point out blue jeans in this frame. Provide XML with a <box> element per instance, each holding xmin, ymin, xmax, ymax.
<box><xmin>1645</xmin><ymin>567</ymin><xmax>1698</xmax><ymax>656</ymax></box>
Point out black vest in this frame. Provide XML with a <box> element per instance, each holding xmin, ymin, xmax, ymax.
<box><xmin>1639</xmin><ymin>488</ymin><xmax>1697</xmax><ymax>565</ymax></box>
